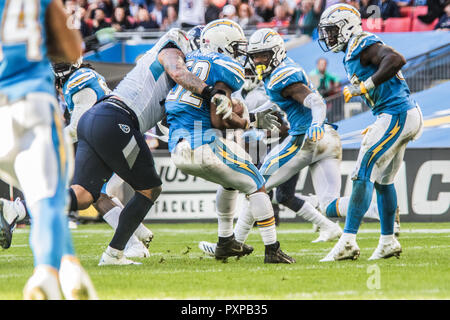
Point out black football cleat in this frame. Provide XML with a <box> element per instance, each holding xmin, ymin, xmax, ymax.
<box><xmin>264</xmin><ymin>241</ymin><xmax>296</xmax><ymax>264</ymax></box>
<box><xmin>214</xmin><ymin>235</ymin><xmax>254</xmax><ymax>260</ymax></box>
<box><xmin>0</xmin><ymin>201</ymin><xmax>16</xmax><ymax>249</ymax></box>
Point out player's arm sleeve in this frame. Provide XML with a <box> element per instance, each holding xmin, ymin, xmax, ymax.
<box><xmin>64</xmin><ymin>87</ymin><xmax>98</xmax><ymax>143</ymax></box>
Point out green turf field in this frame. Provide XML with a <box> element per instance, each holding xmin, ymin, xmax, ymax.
<box><xmin>1</xmin><ymin>222</ymin><xmax>449</xmax><ymax>300</ymax></box>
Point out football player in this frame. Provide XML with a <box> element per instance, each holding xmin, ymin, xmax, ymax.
<box><xmin>0</xmin><ymin>0</ymin><xmax>96</xmax><ymax>299</ymax></box>
<box><xmin>67</xmin><ymin>27</ymin><xmax>237</xmax><ymax>266</ymax></box>
<box><xmin>318</xmin><ymin>4</ymin><xmax>423</xmax><ymax>261</ymax></box>
<box><xmin>0</xmin><ymin>59</ymin><xmax>153</xmax><ymax>258</ymax></box>
<box><xmin>166</xmin><ymin>19</ymin><xmax>295</xmax><ymax>264</ymax></box>
<box><xmin>229</xmin><ymin>28</ymin><xmax>344</xmax><ymax>246</ymax></box>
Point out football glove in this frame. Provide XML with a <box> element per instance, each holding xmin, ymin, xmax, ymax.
<box><xmin>212</xmin><ymin>94</ymin><xmax>233</xmax><ymax>120</ymax></box>
<box><xmin>201</xmin><ymin>85</ymin><xmax>233</xmax><ymax>120</ymax></box>
<box><xmin>306</xmin><ymin>123</ymin><xmax>324</xmax><ymax>142</ymax></box>
<box><xmin>251</xmin><ymin>109</ymin><xmax>281</xmax><ymax>132</ymax></box>
<box><xmin>343</xmin><ymin>77</ymin><xmax>375</xmax><ymax>103</ymax></box>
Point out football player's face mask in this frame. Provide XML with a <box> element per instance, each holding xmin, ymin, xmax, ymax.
<box><xmin>318</xmin><ymin>24</ymin><xmax>341</xmax><ymax>52</ymax></box>
<box><xmin>248</xmin><ymin>51</ymin><xmax>274</xmax><ymax>80</ymax></box>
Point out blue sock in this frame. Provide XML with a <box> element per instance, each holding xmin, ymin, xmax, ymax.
<box><xmin>326</xmin><ymin>198</ymin><xmax>340</xmax><ymax>218</ymax></box>
<box><xmin>28</xmin><ymin>197</ymin><xmax>69</xmax><ymax>270</ymax></box>
<box><xmin>343</xmin><ymin>179</ymin><xmax>374</xmax><ymax>234</ymax></box>
<box><xmin>375</xmin><ymin>183</ymin><xmax>397</xmax><ymax>235</ymax></box>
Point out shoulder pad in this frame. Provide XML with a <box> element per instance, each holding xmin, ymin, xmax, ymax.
<box><xmin>345</xmin><ymin>32</ymin><xmax>383</xmax><ymax>61</ymax></box>
<box><xmin>160</xmin><ymin>28</ymin><xmax>190</xmax><ymax>55</ymax></box>
<box><xmin>267</xmin><ymin>65</ymin><xmax>308</xmax><ymax>90</ymax></box>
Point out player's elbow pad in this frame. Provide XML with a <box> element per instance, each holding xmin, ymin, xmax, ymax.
<box><xmin>303</xmin><ymin>92</ymin><xmax>326</xmax><ymax>125</ymax></box>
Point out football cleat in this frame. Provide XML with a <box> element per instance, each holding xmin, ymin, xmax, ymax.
<box><xmin>124</xmin><ymin>239</ymin><xmax>150</xmax><ymax>258</ymax></box>
<box><xmin>214</xmin><ymin>235</ymin><xmax>254</xmax><ymax>260</ymax></box>
<box><xmin>0</xmin><ymin>199</ymin><xmax>18</xmax><ymax>249</ymax></box>
<box><xmin>98</xmin><ymin>247</ymin><xmax>142</xmax><ymax>266</ymax></box>
<box><xmin>23</xmin><ymin>266</ymin><xmax>62</xmax><ymax>300</ymax></box>
<box><xmin>140</xmin><ymin>231</ymin><xmax>154</xmax><ymax>249</ymax></box>
<box><xmin>59</xmin><ymin>256</ymin><xmax>98</xmax><ymax>300</ymax></box>
<box><xmin>394</xmin><ymin>206</ymin><xmax>401</xmax><ymax>238</ymax></box>
<box><xmin>368</xmin><ymin>237</ymin><xmax>402</xmax><ymax>260</ymax></box>
<box><xmin>320</xmin><ymin>236</ymin><xmax>360</xmax><ymax>262</ymax></box>
<box><xmin>312</xmin><ymin>221</ymin><xmax>342</xmax><ymax>243</ymax></box>
<box><xmin>198</xmin><ymin>241</ymin><xmax>217</xmax><ymax>257</ymax></box>
<box><xmin>264</xmin><ymin>241</ymin><xmax>296</xmax><ymax>264</ymax></box>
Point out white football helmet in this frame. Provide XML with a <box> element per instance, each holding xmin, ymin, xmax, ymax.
<box><xmin>247</xmin><ymin>28</ymin><xmax>286</xmax><ymax>79</ymax></box>
<box><xmin>318</xmin><ymin>4</ymin><xmax>363</xmax><ymax>53</ymax></box>
<box><xmin>200</xmin><ymin>19</ymin><xmax>247</xmax><ymax>60</ymax></box>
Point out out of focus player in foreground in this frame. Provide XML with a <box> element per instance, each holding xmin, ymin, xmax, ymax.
<box><xmin>167</xmin><ymin>20</ymin><xmax>295</xmax><ymax>264</ymax></box>
<box><xmin>318</xmin><ymin>4</ymin><xmax>423</xmax><ymax>262</ymax></box>
<box><xmin>0</xmin><ymin>0</ymin><xmax>96</xmax><ymax>299</ymax></box>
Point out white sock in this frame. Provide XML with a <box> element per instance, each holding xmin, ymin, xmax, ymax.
<box><xmin>298</xmin><ymin>201</ymin><xmax>335</xmax><ymax>229</ymax></box>
<box><xmin>341</xmin><ymin>232</ymin><xmax>357</xmax><ymax>242</ymax></box>
<box><xmin>380</xmin><ymin>234</ymin><xmax>394</xmax><ymax>244</ymax></box>
<box><xmin>215</xmin><ymin>187</ymin><xmax>238</xmax><ymax>238</ymax></box>
<box><xmin>217</xmin><ymin>211</ymin><xmax>234</xmax><ymax>238</ymax></box>
<box><xmin>249</xmin><ymin>192</ymin><xmax>277</xmax><ymax>245</ymax></box>
<box><xmin>336</xmin><ymin>197</ymin><xmax>380</xmax><ymax>221</ymax></box>
<box><xmin>234</xmin><ymin>200</ymin><xmax>254</xmax><ymax>243</ymax></box>
<box><xmin>102</xmin><ymin>206</ymin><xmax>121</xmax><ymax>229</ymax></box>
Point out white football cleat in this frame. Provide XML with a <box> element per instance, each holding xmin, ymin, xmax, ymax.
<box><xmin>368</xmin><ymin>236</ymin><xmax>402</xmax><ymax>260</ymax></box>
<box><xmin>140</xmin><ymin>231</ymin><xmax>154</xmax><ymax>249</ymax></box>
<box><xmin>59</xmin><ymin>256</ymin><xmax>98</xmax><ymax>300</ymax></box>
<box><xmin>23</xmin><ymin>265</ymin><xmax>62</xmax><ymax>300</ymax></box>
<box><xmin>320</xmin><ymin>235</ymin><xmax>360</xmax><ymax>262</ymax></box>
<box><xmin>312</xmin><ymin>221</ymin><xmax>342</xmax><ymax>243</ymax></box>
<box><xmin>98</xmin><ymin>246</ymin><xmax>142</xmax><ymax>266</ymax></box>
<box><xmin>124</xmin><ymin>239</ymin><xmax>150</xmax><ymax>258</ymax></box>
<box><xmin>198</xmin><ymin>241</ymin><xmax>217</xmax><ymax>257</ymax></box>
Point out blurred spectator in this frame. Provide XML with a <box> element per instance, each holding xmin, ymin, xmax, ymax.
<box><xmin>178</xmin><ymin>0</ymin><xmax>206</xmax><ymax>28</ymax></box>
<box><xmin>136</xmin><ymin>7</ymin><xmax>159</xmax><ymax>29</ymax></box>
<box><xmin>92</xmin><ymin>8</ymin><xmax>112</xmax><ymax>33</ymax></box>
<box><xmin>128</xmin><ymin>0</ymin><xmax>142</xmax><ymax>18</ymax></box>
<box><xmin>272</xmin><ymin>4</ymin><xmax>291</xmax><ymax>26</ymax></box>
<box><xmin>419</xmin><ymin>0</ymin><xmax>448</xmax><ymax>24</ymax></box>
<box><xmin>378</xmin><ymin>0</ymin><xmax>400</xmax><ymax>20</ymax></box>
<box><xmin>359</xmin><ymin>0</ymin><xmax>379</xmax><ymax>19</ymax></box>
<box><xmin>292</xmin><ymin>0</ymin><xmax>324</xmax><ymax>37</ymax></box>
<box><xmin>150</xmin><ymin>0</ymin><xmax>168</xmax><ymax>27</ymax></box>
<box><xmin>309</xmin><ymin>58</ymin><xmax>341</xmax><ymax>98</ymax></box>
<box><xmin>205</xmin><ymin>0</ymin><xmax>222</xmax><ymax>23</ymax></box>
<box><xmin>434</xmin><ymin>0</ymin><xmax>450</xmax><ymax>29</ymax></box>
<box><xmin>221</xmin><ymin>4</ymin><xmax>239</xmax><ymax>21</ymax></box>
<box><xmin>98</xmin><ymin>0</ymin><xmax>114</xmax><ymax>17</ymax></box>
<box><xmin>112</xmin><ymin>6</ymin><xmax>136</xmax><ymax>31</ymax></box>
<box><xmin>237</xmin><ymin>2</ymin><xmax>262</xmax><ymax>27</ymax></box>
<box><xmin>162</xmin><ymin>5</ymin><xmax>181</xmax><ymax>29</ymax></box>
<box><xmin>253</xmin><ymin>0</ymin><xmax>275</xmax><ymax>22</ymax></box>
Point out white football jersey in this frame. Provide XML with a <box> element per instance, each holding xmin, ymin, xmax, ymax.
<box><xmin>232</xmin><ymin>81</ymin><xmax>269</xmax><ymax>112</ymax></box>
<box><xmin>113</xmin><ymin>28</ymin><xmax>191</xmax><ymax>133</ymax></box>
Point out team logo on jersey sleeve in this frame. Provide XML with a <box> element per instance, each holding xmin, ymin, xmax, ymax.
<box><xmin>119</xmin><ymin>124</ymin><xmax>130</xmax><ymax>133</ymax></box>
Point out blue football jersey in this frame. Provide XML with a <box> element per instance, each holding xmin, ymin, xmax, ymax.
<box><xmin>343</xmin><ymin>32</ymin><xmax>416</xmax><ymax>115</ymax></box>
<box><xmin>63</xmin><ymin>68</ymin><xmax>110</xmax><ymax>114</ymax></box>
<box><xmin>0</xmin><ymin>0</ymin><xmax>55</xmax><ymax>102</ymax></box>
<box><xmin>263</xmin><ymin>57</ymin><xmax>318</xmax><ymax>136</ymax></box>
<box><xmin>165</xmin><ymin>50</ymin><xmax>245</xmax><ymax>151</ymax></box>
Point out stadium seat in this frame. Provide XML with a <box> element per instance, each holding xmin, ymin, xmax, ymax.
<box><xmin>411</xmin><ymin>17</ymin><xmax>439</xmax><ymax>31</ymax></box>
<box><xmin>361</xmin><ymin>18</ymin><xmax>383</xmax><ymax>32</ymax></box>
<box><xmin>384</xmin><ymin>17</ymin><xmax>412</xmax><ymax>32</ymax></box>
<box><xmin>399</xmin><ymin>6</ymin><xmax>414</xmax><ymax>17</ymax></box>
<box><xmin>412</xmin><ymin>5</ymin><xmax>428</xmax><ymax>18</ymax></box>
